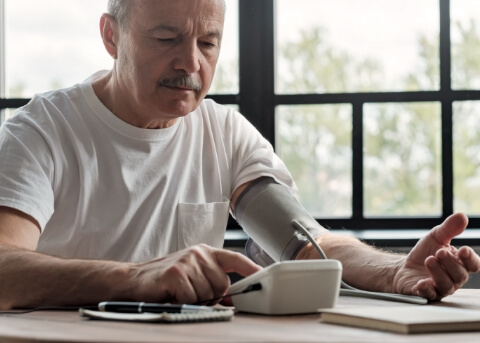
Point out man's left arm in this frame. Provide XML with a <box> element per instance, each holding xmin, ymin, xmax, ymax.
<box><xmin>297</xmin><ymin>212</ymin><xmax>480</xmax><ymax>300</ymax></box>
<box><xmin>232</xmin><ymin>178</ymin><xmax>480</xmax><ymax>301</ymax></box>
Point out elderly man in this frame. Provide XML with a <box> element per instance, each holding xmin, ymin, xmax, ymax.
<box><xmin>0</xmin><ymin>0</ymin><xmax>478</xmax><ymax>310</ymax></box>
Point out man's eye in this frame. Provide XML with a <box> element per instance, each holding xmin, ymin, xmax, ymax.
<box><xmin>156</xmin><ymin>38</ymin><xmax>175</xmax><ymax>43</ymax></box>
<box><xmin>201</xmin><ymin>41</ymin><xmax>216</xmax><ymax>48</ymax></box>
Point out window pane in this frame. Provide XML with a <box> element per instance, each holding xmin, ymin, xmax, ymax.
<box><xmin>5</xmin><ymin>0</ymin><xmax>111</xmax><ymax>98</ymax></box>
<box><xmin>364</xmin><ymin>102</ymin><xmax>441</xmax><ymax>216</ymax></box>
<box><xmin>454</xmin><ymin>101</ymin><xmax>480</xmax><ymax>214</ymax></box>
<box><xmin>208</xmin><ymin>0</ymin><xmax>239</xmax><ymax>94</ymax></box>
<box><xmin>275</xmin><ymin>104</ymin><xmax>352</xmax><ymax>217</ymax></box>
<box><xmin>275</xmin><ymin>0</ymin><xmax>439</xmax><ymax>94</ymax></box>
<box><xmin>451</xmin><ymin>0</ymin><xmax>480</xmax><ymax>90</ymax></box>
<box><xmin>4</xmin><ymin>1</ymin><xmax>239</xmax><ymax>98</ymax></box>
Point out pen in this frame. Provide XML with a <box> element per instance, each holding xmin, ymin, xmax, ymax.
<box><xmin>98</xmin><ymin>301</ymin><xmax>215</xmax><ymax>314</ymax></box>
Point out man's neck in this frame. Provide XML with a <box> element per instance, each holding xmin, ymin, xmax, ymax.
<box><xmin>91</xmin><ymin>71</ymin><xmax>178</xmax><ymax>129</ymax></box>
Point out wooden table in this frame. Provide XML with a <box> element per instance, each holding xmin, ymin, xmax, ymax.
<box><xmin>1</xmin><ymin>289</ymin><xmax>480</xmax><ymax>343</ymax></box>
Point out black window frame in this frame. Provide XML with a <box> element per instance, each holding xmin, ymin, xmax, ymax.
<box><xmin>221</xmin><ymin>0</ymin><xmax>480</xmax><ymax>232</ymax></box>
<box><xmin>1</xmin><ymin>0</ymin><xmax>480</xmax><ymax>235</ymax></box>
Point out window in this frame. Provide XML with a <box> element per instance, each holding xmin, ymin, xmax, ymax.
<box><xmin>4</xmin><ymin>0</ymin><xmax>111</xmax><ymax>98</ymax></box>
<box><xmin>1</xmin><ymin>0</ymin><xmax>480</xmax><ymax>230</ymax></box>
<box><xmin>451</xmin><ymin>0</ymin><xmax>480</xmax><ymax>90</ymax></box>
<box><xmin>276</xmin><ymin>104</ymin><xmax>352</xmax><ymax>218</ymax></box>
<box><xmin>276</xmin><ymin>0</ymin><xmax>439</xmax><ymax>93</ymax></box>
<box><xmin>363</xmin><ymin>102</ymin><xmax>442</xmax><ymax>217</ymax></box>
<box><xmin>0</xmin><ymin>0</ymin><xmax>238</xmax><ymax>119</ymax></box>
<box><xmin>236</xmin><ymin>0</ymin><xmax>480</xmax><ymax>230</ymax></box>
<box><xmin>454</xmin><ymin>101</ymin><xmax>480</xmax><ymax>214</ymax></box>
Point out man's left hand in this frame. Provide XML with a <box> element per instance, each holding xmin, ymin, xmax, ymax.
<box><xmin>393</xmin><ymin>213</ymin><xmax>480</xmax><ymax>301</ymax></box>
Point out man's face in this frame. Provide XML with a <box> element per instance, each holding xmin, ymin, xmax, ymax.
<box><xmin>113</xmin><ymin>0</ymin><xmax>225</xmax><ymax>126</ymax></box>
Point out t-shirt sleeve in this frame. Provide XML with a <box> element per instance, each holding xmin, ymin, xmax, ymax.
<box><xmin>226</xmin><ymin>110</ymin><xmax>297</xmax><ymax>195</ymax></box>
<box><xmin>0</xmin><ymin>117</ymin><xmax>55</xmax><ymax>230</ymax></box>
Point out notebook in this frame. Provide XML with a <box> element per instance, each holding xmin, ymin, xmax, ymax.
<box><xmin>319</xmin><ymin>305</ymin><xmax>480</xmax><ymax>334</ymax></box>
<box><xmin>79</xmin><ymin>308</ymin><xmax>234</xmax><ymax>323</ymax></box>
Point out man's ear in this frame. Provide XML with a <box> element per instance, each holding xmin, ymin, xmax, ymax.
<box><xmin>100</xmin><ymin>13</ymin><xmax>119</xmax><ymax>59</ymax></box>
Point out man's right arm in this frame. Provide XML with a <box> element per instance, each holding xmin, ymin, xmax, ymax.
<box><xmin>0</xmin><ymin>206</ymin><xmax>135</xmax><ymax>310</ymax></box>
<box><xmin>0</xmin><ymin>207</ymin><xmax>261</xmax><ymax>310</ymax></box>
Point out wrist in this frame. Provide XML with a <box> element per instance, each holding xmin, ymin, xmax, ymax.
<box><xmin>106</xmin><ymin>262</ymin><xmax>137</xmax><ymax>300</ymax></box>
<box><xmin>78</xmin><ymin>261</ymin><xmax>135</xmax><ymax>303</ymax></box>
<box><xmin>390</xmin><ymin>256</ymin><xmax>408</xmax><ymax>294</ymax></box>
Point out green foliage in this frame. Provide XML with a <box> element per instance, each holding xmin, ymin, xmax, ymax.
<box><xmin>8</xmin><ymin>82</ymin><xmax>26</xmax><ymax>98</ymax></box>
<box><xmin>453</xmin><ymin>102</ymin><xmax>480</xmax><ymax>213</ymax></box>
<box><xmin>208</xmin><ymin>58</ymin><xmax>239</xmax><ymax>94</ymax></box>
<box><xmin>452</xmin><ymin>19</ymin><xmax>480</xmax><ymax>89</ymax></box>
<box><xmin>276</xmin><ymin>22</ymin><xmax>480</xmax><ymax>217</ymax></box>
<box><xmin>363</xmin><ymin>102</ymin><xmax>442</xmax><ymax>216</ymax></box>
<box><xmin>278</xmin><ymin>27</ymin><xmax>384</xmax><ymax>93</ymax></box>
<box><xmin>277</xmin><ymin>104</ymin><xmax>352</xmax><ymax>217</ymax></box>
<box><xmin>404</xmin><ymin>35</ymin><xmax>439</xmax><ymax>91</ymax></box>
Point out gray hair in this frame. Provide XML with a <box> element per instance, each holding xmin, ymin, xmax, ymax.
<box><xmin>107</xmin><ymin>0</ymin><xmax>226</xmax><ymax>27</ymax></box>
<box><xmin>107</xmin><ymin>0</ymin><xmax>130</xmax><ymax>27</ymax></box>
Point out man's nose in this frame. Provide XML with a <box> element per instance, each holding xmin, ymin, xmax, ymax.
<box><xmin>173</xmin><ymin>41</ymin><xmax>201</xmax><ymax>74</ymax></box>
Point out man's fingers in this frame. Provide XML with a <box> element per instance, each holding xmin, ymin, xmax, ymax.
<box><xmin>458</xmin><ymin>246</ymin><xmax>480</xmax><ymax>273</ymax></box>
<box><xmin>408</xmin><ymin>213</ymin><xmax>468</xmax><ymax>266</ymax></box>
<box><xmin>212</xmin><ymin>250</ymin><xmax>261</xmax><ymax>305</ymax></box>
<box><xmin>412</xmin><ymin>278</ymin><xmax>437</xmax><ymax>300</ymax></box>
<box><xmin>160</xmin><ymin>265</ymin><xmax>200</xmax><ymax>304</ymax></box>
<box><xmin>180</xmin><ymin>245</ymin><xmax>231</xmax><ymax>304</ymax></box>
<box><xmin>185</xmin><ymin>246</ymin><xmax>260</xmax><ymax>304</ymax></box>
<box><xmin>198</xmin><ymin>260</ymin><xmax>231</xmax><ymax>304</ymax></box>
<box><xmin>215</xmin><ymin>249</ymin><xmax>262</xmax><ymax>277</ymax></box>
<box><xmin>435</xmin><ymin>249</ymin><xmax>469</xmax><ymax>286</ymax></box>
<box><xmin>134</xmin><ymin>246</ymin><xmax>261</xmax><ymax>305</ymax></box>
<box><xmin>430</xmin><ymin>213</ymin><xmax>468</xmax><ymax>246</ymax></box>
<box><xmin>424</xmin><ymin>255</ymin><xmax>455</xmax><ymax>298</ymax></box>
<box><xmin>423</xmin><ymin>248</ymin><xmax>475</xmax><ymax>299</ymax></box>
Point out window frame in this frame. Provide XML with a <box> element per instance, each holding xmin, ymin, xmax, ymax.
<box><xmin>231</xmin><ymin>0</ymin><xmax>480</xmax><ymax>230</ymax></box>
<box><xmin>1</xmin><ymin>0</ymin><xmax>480</xmax><ymax>231</ymax></box>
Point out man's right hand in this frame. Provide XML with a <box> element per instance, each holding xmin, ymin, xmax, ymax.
<box><xmin>0</xmin><ymin>207</ymin><xmax>261</xmax><ymax>309</ymax></box>
<box><xmin>127</xmin><ymin>244</ymin><xmax>262</xmax><ymax>305</ymax></box>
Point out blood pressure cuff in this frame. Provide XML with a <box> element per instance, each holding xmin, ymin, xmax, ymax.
<box><xmin>233</xmin><ymin>177</ymin><xmax>328</xmax><ymax>265</ymax></box>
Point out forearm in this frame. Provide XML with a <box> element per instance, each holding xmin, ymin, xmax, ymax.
<box><xmin>0</xmin><ymin>246</ymin><xmax>133</xmax><ymax>310</ymax></box>
<box><xmin>297</xmin><ymin>233</ymin><xmax>405</xmax><ymax>293</ymax></box>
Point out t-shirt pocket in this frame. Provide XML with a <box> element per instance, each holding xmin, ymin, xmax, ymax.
<box><xmin>177</xmin><ymin>197</ymin><xmax>230</xmax><ymax>250</ymax></box>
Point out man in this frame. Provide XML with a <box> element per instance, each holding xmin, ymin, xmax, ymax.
<box><xmin>0</xmin><ymin>0</ymin><xmax>478</xmax><ymax>310</ymax></box>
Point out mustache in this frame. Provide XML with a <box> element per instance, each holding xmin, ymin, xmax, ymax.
<box><xmin>158</xmin><ymin>75</ymin><xmax>202</xmax><ymax>91</ymax></box>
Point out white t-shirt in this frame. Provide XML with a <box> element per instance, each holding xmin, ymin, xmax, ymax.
<box><xmin>0</xmin><ymin>73</ymin><xmax>296</xmax><ymax>262</ymax></box>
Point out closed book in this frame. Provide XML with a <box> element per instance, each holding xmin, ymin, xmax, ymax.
<box><xmin>319</xmin><ymin>305</ymin><xmax>480</xmax><ymax>334</ymax></box>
